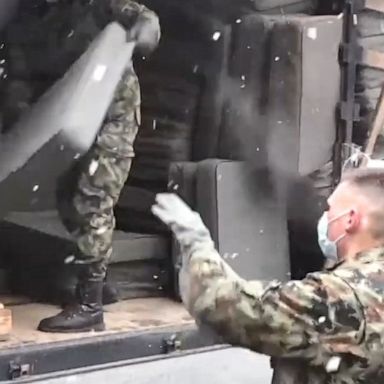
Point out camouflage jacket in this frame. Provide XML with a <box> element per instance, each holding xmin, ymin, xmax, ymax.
<box><xmin>179</xmin><ymin>245</ymin><xmax>384</xmax><ymax>384</ymax></box>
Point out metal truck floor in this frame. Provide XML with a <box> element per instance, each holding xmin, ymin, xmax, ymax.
<box><xmin>0</xmin><ymin>297</ymin><xmax>193</xmax><ymax>349</ymax></box>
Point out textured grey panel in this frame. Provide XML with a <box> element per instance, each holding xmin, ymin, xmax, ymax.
<box><xmin>0</xmin><ymin>22</ymin><xmax>134</xmax><ymax>216</ymax></box>
<box><xmin>196</xmin><ymin>160</ymin><xmax>289</xmax><ymax>282</ymax></box>
<box><xmin>4</xmin><ymin>211</ymin><xmax>169</xmax><ymax>263</ymax></box>
<box><xmin>268</xmin><ymin>16</ymin><xmax>342</xmax><ymax>176</ymax></box>
<box><xmin>0</xmin><ymin>0</ymin><xmax>18</xmax><ymax>31</ymax></box>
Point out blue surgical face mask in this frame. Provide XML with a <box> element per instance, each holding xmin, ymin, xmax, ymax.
<box><xmin>317</xmin><ymin>212</ymin><xmax>348</xmax><ymax>262</ymax></box>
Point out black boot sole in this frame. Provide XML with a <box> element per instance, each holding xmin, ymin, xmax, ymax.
<box><xmin>37</xmin><ymin>322</ymin><xmax>106</xmax><ymax>334</ymax></box>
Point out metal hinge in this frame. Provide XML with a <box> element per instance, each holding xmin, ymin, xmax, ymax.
<box><xmin>162</xmin><ymin>334</ymin><xmax>182</xmax><ymax>354</ymax></box>
<box><xmin>9</xmin><ymin>361</ymin><xmax>32</xmax><ymax>380</ymax></box>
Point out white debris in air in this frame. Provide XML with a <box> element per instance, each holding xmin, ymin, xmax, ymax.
<box><xmin>153</xmin><ymin>275</ymin><xmax>159</xmax><ymax>280</ymax></box>
<box><xmin>0</xmin><ymin>44</ymin><xmax>4</xmax><ymax>49</ymax></box>
<box><xmin>212</xmin><ymin>31</ymin><xmax>221</xmax><ymax>41</ymax></box>
<box><xmin>231</xmin><ymin>253</ymin><xmax>239</xmax><ymax>259</ymax></box>
<box><xmin>60</xmin><ymin>145</ymin><xmax>65</xmax><ymax>151</ymax></box>
<box><xmin>241</xmin><ymin>75</ymin><xmax>245</xmax><ymax>81</ymax></box>
<box><xmin>74</xmin><ymin>153</ymin><xmax>81</xmax><ymax>159</ymax></box>
<box><xmin>193</xmin><ymin>64</ymin><xmax>199</xmax><ymax>73</ymax></box>
<box><xmin>277</xmin><ymin>121</ymin><xmax>283</xmax><ymax>125</ymax></box>
<box><xmin>318</xmin><ymin>316</ymin><xmax>326</xmax><ymax>324</ymax></box>
<box><xmin>274</xmin><ymin>56</ymin><xmax>280</xmax><ymax>62</ymax></box>
<box><xmin>0</xmin><ymin>68</ymin><xmax>4</xmax><ymax>76</ymax></box>
<box><xmin>256</xmin><ymin>147</ymin><xmax>260</xmax><ymax>152</ymax></box>
<box><xmin>89</xmin><ymin>160</ymin><xmax>99</xmax><ymax>176</ymax></box>
<box><xmin>153</xmin><ymin>119</ymin><xmax>157</xmax><ymax>130</ymax></box>
<box><xmin>326</xmin><ymin>356</ymin><xmax>341</xmax><ymax>373</ymax></box>
<box><xmin>240</xmin><ymin>84</ymin><xmax>246</xmax><ymax>89</ymax></box>
<box><xmin>3</xmin><ymin>74</ymin><xmax>7</xmax><ymax>79</ymax></box>
<box><xmin>67</xmin><ymin>30</ymin><xmax>74</xmax><ymax>38</ymax></box>
<box><xmin>259</xmin><ymin>229</ymin><xmax>264</xmax><ymax>234</ymax></box>
<box><xmin>65</xmin><ymin>255</ymin><xmax>75</xmax><ymax>264</ymax></box>
<box><xmin>236</xmin><ymin>19</ymin><xmax>242</xmax><ymax>24</ymax></box>
<box><xmin>172</xmin><ymin>184</ymin><xmax>179</xmax><ymax>191</ymax></box>
<box><xmin>247</xmin><ymin>46</ymin><xmax>251</xmax><ymax>50</ymax></box>
<box><xmin>142</xmin><ymin>56</ymin><xmax>146</xmax><ymax>61</ymax></box>
<box><xmin>32</xmin><ymin>185</ymin><xmax>39</xmax><ymax>192</ymax></box>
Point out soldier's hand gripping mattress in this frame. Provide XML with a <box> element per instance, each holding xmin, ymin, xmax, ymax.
<box><xmin>0</xmin><ymin>22</ymin><xmax>134</xmax><ymax>216</ymax></box>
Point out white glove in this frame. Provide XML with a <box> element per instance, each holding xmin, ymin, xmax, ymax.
<box><xmin>151</xmin><ymin>193</ymin><xmax>214</xmax><ymax>254</ymax></box>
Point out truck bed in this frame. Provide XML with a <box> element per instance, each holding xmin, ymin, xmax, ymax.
<box><xmin>1</xmin><ymin>297</ymin><xmax>193</xmax><ymax>349</ymax></box>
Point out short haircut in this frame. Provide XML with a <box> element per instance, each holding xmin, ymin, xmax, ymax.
<box><xmin>341</xmin><ymin>168</ymin><xmax>384</xmax><ymax>239</ymax></box>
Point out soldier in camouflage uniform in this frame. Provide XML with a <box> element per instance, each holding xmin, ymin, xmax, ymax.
<box><xmin>152</xmin><ymin>168</ymin><xmax>384</xmax><ymax>383</ymax></box>
<box><xmin>19</xmin><ymin>0</ymin><xmax>161</xmax><ymax>333</ymax></box>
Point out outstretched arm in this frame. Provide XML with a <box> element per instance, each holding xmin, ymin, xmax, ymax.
<box><xmin>152</xmin><ymin>193</ymin><xmax>365</xmax><ymax>362</ymax></box>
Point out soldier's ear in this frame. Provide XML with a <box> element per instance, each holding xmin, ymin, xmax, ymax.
<box><xmin>345</xmin><ymin>209</ymin><xmax>360</xmax><ymax>234</ymax></box>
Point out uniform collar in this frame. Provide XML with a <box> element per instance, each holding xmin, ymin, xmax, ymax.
<box><xmin>325</xmin><ymin>247</ymin><xmax>384</xmax><ymax>271</ymax></box>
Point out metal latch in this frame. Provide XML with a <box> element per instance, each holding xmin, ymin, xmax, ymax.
<box><xmin>9</xmin><ymin>361</ymin><xmax>32</xmax><ymax>380</ymax></box>
<box><xmin>162</xmin><ymin>334</ymin><xmax>181</xmax><ymax>354</ymax></box>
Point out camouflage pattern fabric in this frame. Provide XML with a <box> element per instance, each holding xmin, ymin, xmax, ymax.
<box><xmin>181</xmin><ymin>244</ymin><xmax>384</xmax><ymax>383</ymax></box>
<box><xmin>151</xmin><ymin>193</ymin><xmax>384</xmax><ymax>384</ymax></box>
<box><xmin>58</xmin><ymin>65</ymin><xmax>141</xmax><ymax>279</ymax></box>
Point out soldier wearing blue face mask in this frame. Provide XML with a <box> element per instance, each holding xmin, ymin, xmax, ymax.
<box><xmin>152</xmin><ymin>168</ymin><xmax>384</xmax><ymax>384</ymax></box>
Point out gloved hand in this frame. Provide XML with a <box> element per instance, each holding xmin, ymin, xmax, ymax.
<box><xmin>127</xmin><ymin>12</ymin><xmax>160</xmax><ymax>55</ymax></box>
<box><xmin>151</xmin><ymin>193</ymin><xmax>214</xmax><ymax>254</ymax></box>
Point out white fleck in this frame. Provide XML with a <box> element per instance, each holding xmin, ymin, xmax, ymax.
<box><xmin>353</xmin><ymin>14</ymin><xmax>357</xmax><ymax>26</ymax></box>
<box><xmin>158</xmin><ymin>286</ymin><xmax>163</xmax><ymax>291</ymax></box>
<box><xmin>0</xmin><ymin>59</ymin><xmax>5</xmax><ymax>64</ymax></box>
<box><xmin>172</xmin><ymin>184</ymin><xmax>179</xmax><ymax>191</ymax></box>
<box><xmin>236</xmin><ymin>19</ymin><xmax>242</xmax><ymax>24</ymax></box>
<box><xmin>3</xmin><ymin>73</ymin><xmax>7</xmax><ymax>79</ymax></box>
<box><xmin>153</xmin><ymin>119</ymin><xmax>157</xmax><ymax>130</ymax></box>
<box><xmin>92</xmin><ymin>64</ymin><xmax>107</xmax><ymax>82</ymax></box>
<box><xmin>240</xmin><ymin>84</ymin><xmax>245</xmax><ymax>89</ymax></box>
<box><xmin>247</xmin><ymin>46</ymin><xmax>251</xmax><ymax>50</ymax></box>
<box><xmin>67</xmin><ymin>30</ymin><xmax>74</xmax><ymax>38</ymax></box>
<box><xmin>212</xmin><ymin>31</ymin><xmax>221</xmax><ymax>41</ymax></box>
<box><xmin>148</xmin><ymin>344</ymin><xmax>152</xmax><ymax>348</ymax></box>
<box><xmin>256</xmin><ymin>147</ymin><xmax>260</xmax><ymax>152</ymax></box>
<box><xmin>326</xmin><ymin>356</ymin><xmax>341</xmax><ymax>373</ymax></box>
<box><xmin>142</xmin><ymin>56</ymin><xmax>146</xmax><ymax>61</ymax></box>
<box><xmin>193</xmin><ymin>64</ymin><xmax>199</xmax><ymax>73</ymax></box>
<box><xmin>0</xmin><ymin>68</ymin><xmax>4</xmax><ymax>76</ymax></box>
<box><xmin>32</xmin><ymin>185</ymin><xmax>39</xmax><ymax>192</ymax></box>
<box><xmin>60</xmin><ymin>145</ymin><xmax>65</xmax><ymax>151</ymax></box>
<box><xmin>277</xmin><ymin>121</ymin><xmax>283</xmax><ymax>125</ymax></box>
<box><xmin>259</xmin><ymin>229</ymin><xmax>264</xmax><ymax>234</ymax></box>
<box><xmin>307</xmin><ymin>27</ymin><xmax>317</xmax><ymax>40</ymax></box>
<box><xmin>274</xmin><ymin>56</ymin><xmax>280</xmax><ymax>62</ymax></box>
<box><xmin>89</xmin><ymin>160</ymin><xmax>99</xmax><ymax>176</ymax></box>
<box><xmin>64</xmin><ymin>255</ymin><xmax>75</xmax><ymax>264</ymax></box>
<box><xmin>74</xmin><ymin>153</ymin><xmax>81</xmax><ymax>160</ymax></box>
<box><xmin>95</xmin><ymin>226</ymin><xmax>107</xmax><ymax>235</ymax></box>
<box><xmin>318</xmin><ymin>316</ymin><xmax>326</xmax><ymax>324</ymax></box>
<box><xmin>241</xmin><ymin>75</ymin><xmax>245</xmax><ymax>81</ymax></box>
<box><xmin>0</xmin><ymin>44</ymin><xmax>4</xmax><ymax>49</ymax></box>
<box><xmin>153</xmin><ymin>275</ymin><xmax>159</xmax><ymax>280</ymax></box>
<box><xmin>231</xmin><ymin>253</ymin><xmax>239</xmax><ymax>259</ymax></box>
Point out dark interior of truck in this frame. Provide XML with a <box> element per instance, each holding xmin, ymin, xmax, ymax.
<box><xmin>0</xmin><ymin>0</ymin><xmax>379</xmax><ymax>363</ymax></box>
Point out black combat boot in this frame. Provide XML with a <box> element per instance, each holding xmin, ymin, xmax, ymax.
<box><xmin>37</xmin><ymin>278</ymin><xmax>105</xmax><ymax>333</ymax></box>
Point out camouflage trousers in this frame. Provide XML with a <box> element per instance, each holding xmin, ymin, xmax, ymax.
<box><xmin>57</xmin><ymin>65</ymin><xmax>140</xmax><ymax>280</ymax></box>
